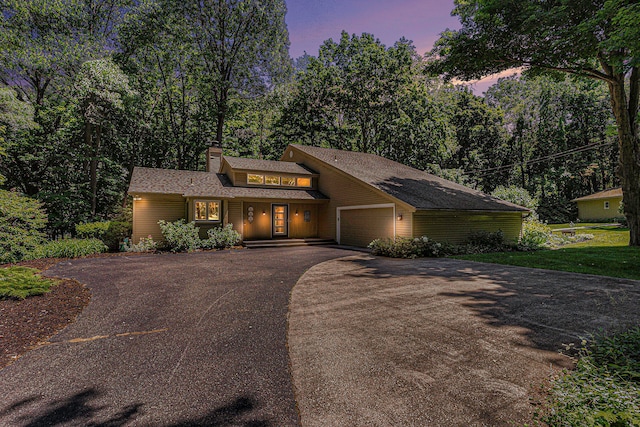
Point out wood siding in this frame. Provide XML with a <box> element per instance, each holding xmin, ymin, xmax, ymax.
<box><xmin>577</xmin><ymin>198</ymin><xmax>623</xmax><ymax>220</ymax></box>
<box><xmin>228</xmin><ymin>200</ymin><xmax>243</xmax><ymax>238</ymax></box>
<box><xmin>132</xmin><ymin>194</ymin><xmax>186</xmax><ymax>243</ymax></box>
<box><xmin>340</xmin><ymin>207</ymin><xmax>394</xmax><ymax>247</ymax></box>
<box><xmin>412</xmin><ymin>211</ymin><xmax>523</xmax><ymax>244</ymax></box>
<box><xmin>242</xmin><ymin>202</ymin><xmax>273</xmax><ymax>240</ymax></box>
<box><xmin>289</xmin><ymin>203</ymin><xmax>319</xmax><ymax>238</ymax></box>
<box><xmin>287</xmin><ymin>150</ymin><xmax>412</xmax><ymax>240</ymax></box>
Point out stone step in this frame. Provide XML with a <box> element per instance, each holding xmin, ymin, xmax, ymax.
<box><xmin>243</xmin><ymin>238</ymin><xmax>335</xmax><ymax>249</ymax></box>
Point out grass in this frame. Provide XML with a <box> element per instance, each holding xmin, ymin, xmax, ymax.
<box><xmin>0</xmin><ymin>266</ymin><xmax>56</xmax><ymax>299</ymax></box>
<box><xmin>454</xmin><ymin>225</ymin><xmax>640</xmax><ymax>280</ymax></box>
<box><xmin>540</xmin><ymin>327</ymin><xmax>640</xmax><ymax>427</ymax></box>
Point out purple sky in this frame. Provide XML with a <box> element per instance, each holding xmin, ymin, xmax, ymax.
<box><xmin>285</xmin><ymin>0</ymin><xmax>512</xmax><ymax>94</ymax></box>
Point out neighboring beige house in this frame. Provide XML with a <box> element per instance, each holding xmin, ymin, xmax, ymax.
<box><xmin>128</xmin><ymin>144</ymin><xmax>529</xmax><ymax>247</ymax></box>
<box><xmin>572</xmin><ymin>187</ymin><xmax>624</xmax><ymax>221</ymax></box>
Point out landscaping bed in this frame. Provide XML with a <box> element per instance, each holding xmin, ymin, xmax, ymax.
<box><xmin>0</xmin><ymin>258</ymin><xmax>90</xmax><ymax>369</ymax></box>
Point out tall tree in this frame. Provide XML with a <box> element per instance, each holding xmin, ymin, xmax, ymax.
<box><xmin>275</xmin><ymin>32</ymin><xmax>454</xmax><ymax>169</ymax></box>
<box><xmin>428</xmin><ymin>0</ymin><xmax>640</xmax><ymax>245</ymax></box>
<box><xmin>167</xmin><ymin>0</ymin><xmax>291</xmax><ymax>145</ymax></box>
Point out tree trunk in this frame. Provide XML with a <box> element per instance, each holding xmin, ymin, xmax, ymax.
<box><xmin>607</xmin><ymin>77</ymin><xmax>640</xmax><ymax>245</ymax></box>
<box><xmin>90</xmin><ymin>125</ymin><xmax>101</xmax><ymax>219</ymax></box>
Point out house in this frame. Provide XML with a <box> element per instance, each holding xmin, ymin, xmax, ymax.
<box><xmin>572</xmin><ymin>187</ymin><xmax>623</xmax><ymax>221</ymax></box>
<box><xmin>128</xmin><ymin>144</ymin><xmax>529</xmax><ymax>247</ymax></box>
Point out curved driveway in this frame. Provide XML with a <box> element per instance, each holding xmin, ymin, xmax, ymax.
<box><xmin>0</xmin><ymin>247</ymin><xmax>354</xmax><ymax>426</ymax></box>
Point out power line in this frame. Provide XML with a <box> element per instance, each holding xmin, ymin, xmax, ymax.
<box><xmin>464</xmin><ymin>141</ymin><xmax>615</xmax><ymax>177</ymax></box>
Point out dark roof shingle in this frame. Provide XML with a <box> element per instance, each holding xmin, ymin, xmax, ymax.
<box><xmin>129</xmin><ymin>167</ymin><xmax>327</xmax><ymax>200</ymax></box>
<box><xmin>572</xmin><ymin>187</ymin><xmax>622</xmax><ymax>202</ymax></box>
<box><xmin>289</xmin><ymin>144</ymin><xmax>528</xmax><ymax>212</ymax></box>
<box><xmin>223</xmin><ymin>156</ymin><xmax>315</xmax><ymax>175</ymax></box>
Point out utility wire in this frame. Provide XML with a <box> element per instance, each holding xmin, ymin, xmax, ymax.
<box><xmin>464</xmin><ymin>141</ymin><xmax>615</xmax><ymax>177</ymax></box>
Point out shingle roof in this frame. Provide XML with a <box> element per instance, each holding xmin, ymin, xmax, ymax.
<box><xmin>222</xmin><ymin>156</ymin><xmax>315</xmax><ymax>175</ymax></box>
<box><xmin>128</xmin><ymin>167</ymin><xmax>327</xmax><ymax>200</ymax></box>
<box><xmin>572</xmin><ymin>187</ymin><xmax>622</xmax><ymax>202</ymax></box>
<box><xmin>288</xmin><ymin>144</ymin><xmax>529</xmax><ymax>212</ymax></box>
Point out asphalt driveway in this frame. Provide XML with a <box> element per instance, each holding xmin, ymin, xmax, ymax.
<box><xmin>0</xmin><ymin>246</ymin><xmax>354</xmax><ymax>426</ymax></box>
<box><xmin>288</xmin><ymin>255</ymin><xmax>640</xmax><ymax>426</ymax></box>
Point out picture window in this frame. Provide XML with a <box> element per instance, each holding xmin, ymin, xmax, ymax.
<box><xmin>195</xmin><ymin>200</ymin><xmax>220</xmax><ymax>221</ymax></box>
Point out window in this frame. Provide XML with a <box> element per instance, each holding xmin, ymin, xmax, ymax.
<box><xmin>296</xmin><ymin>177</ymin><xmax>311</xmax><ymax>187</ymax></box>
<box><xmin>265</xmin><ymin>175</ymin><xmax>280</xmax><ymax>185</ymax></box>
<box><xmin>281</xmin><ymin>177</ymin><xmax>296</xmax><ymax>186</ymax></box>
<box><xmin>195</xmin><ymin>200</ymin><xmax>220</xmax><ymax>221</ymax></box>
<box><xmin>604</xmin><ymin>201</ymin><xmax>610</xmax><ymax>210</ymax></box>
<box><xmin>247</xmin><ymin>174</ymin><xmax>264</xmax><ymax>184</ymax></box>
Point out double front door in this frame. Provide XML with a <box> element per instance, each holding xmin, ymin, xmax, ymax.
<box><xmin>272</xmin><ymin>204</ymin><xmax>288</xmax><ymax>237</ymax></box>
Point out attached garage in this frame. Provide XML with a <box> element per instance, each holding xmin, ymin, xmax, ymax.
<box><xmin>337</xmin><ymin>204</ymin><xmax>395</xmax><ymax>247</ymax></box>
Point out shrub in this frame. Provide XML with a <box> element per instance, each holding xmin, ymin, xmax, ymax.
<box><xmin>75</xmin><ymin>221</ymin><xmax>110</xmax><ymax>239</ymax></box>
<box><xmin>0</xmin><ymin>267</ymin><xmax>55</xmax><ymax>299</ymax></box>
<box><xmin>125</xmin><ymin>236</ymin><xmax>157</xmax><ymax>252</ymax></box>
<box><xmin>26</xmin><ymin>238</ymin><xmax>108</xmax><ymax>259</ymax></box>
<box><xmin>158</xmin><ymin>219</ymin><xmax>201</xmax><ymax>252</ymax></box>
<box><xmin>369</xmin><ymin>236</ymin><xmax>451</xmax><ymax>258</ymax></box>
<box><xmin>519</xmin><ymin>219</ymin><xmax>553</xmax><ymax>250</ymax></box>
<box><xmin>0</xmin><ymin>190</ymin><xmax>47</xmax><ymax>264</ymax></box>
<box><xmin>540</xmin><ymin>328</ymin><xmax>640</xmax><ymax>427</ymax></box>
<box><xmin>75</xmin><ymin>220</ymin><xmax>131</xmax><ymax>251</ymax></box>
<box><xmin>104</xmin><ymin>221</ymin><xmax>132</xmax><ymax>251</ymax></box>
<box><xmin>203</xmin><ymin>224</ymin><xmax>241</xmax><ymax>249</ymax></box>
<box><xmin>455</xmin><ymin>230</ymin><xmax>518</xmax><ymax>254</ymax></box>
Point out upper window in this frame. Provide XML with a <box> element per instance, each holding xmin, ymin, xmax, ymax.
<box><xmin>247</xmin><ymin>174</ymin><xmax>264</xmax><ymax>184</ymax></box>
<box><xmin>195</xmin><ymin>200</ymin><xmax>220</xmax><ymax>221</ymax></box>
<box><xmin>281</xmin><ymin>177</ymin><xmax>296</xmax><ymax>186</ymax></box>
<box><xmin>604</xmin><ymin>201</ymin><xmax>610</xmax><ymax>210</ymax></box>
<box><xmin>265</xmin><ymin>175</ymin><xmax>280</xmax><ymax>185</ymax></box>
<box><xmin>296</xmin><ymin>177</ymin><xmax>311</xmax><ymax>187</ymax></box>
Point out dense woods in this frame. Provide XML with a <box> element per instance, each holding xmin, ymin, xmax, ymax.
<box><xmin>0</xmin><ymin>1</ymin><xmax>627</xmax><ymax>239</ymax></box>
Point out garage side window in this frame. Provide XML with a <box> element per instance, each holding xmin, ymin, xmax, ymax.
<box><xmin>195</xmin><ymin>200</ymin><xmax>221</xmax><ymax>221</ymax></box>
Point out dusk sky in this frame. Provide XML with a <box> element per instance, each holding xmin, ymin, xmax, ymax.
<box><xmin>285</xmin><ymin>0</ymin><xmax>512</xmax><ymax>93</ymax></box>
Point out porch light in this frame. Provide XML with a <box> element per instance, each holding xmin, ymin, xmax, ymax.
<box><xmin>262</xmin><ymin>209</ymin><xmax>266</xmax><ymax>216</ymax></box>
<box><xmin>133</xmin><ymin>195</ymin><xmax>142</xmax><ymax>201</ymax></box>
<box><xmin>397</xmin><ymin>213</ymin><xmax>403</xmax><ymax>221</ymax></box>
<box><xmin>295</xmin><ymin>209</ymin><xmax>299</xmax><ymax>216</ymax></box>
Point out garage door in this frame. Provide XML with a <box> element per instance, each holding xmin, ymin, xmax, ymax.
<box><xmin>339</xmin><ymin>207</ymin><xmax>394</xmax><ymax>247</ymax></box>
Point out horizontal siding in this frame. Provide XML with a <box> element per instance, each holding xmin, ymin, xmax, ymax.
<box><xmin>395</xmin><ymin>208</ymin><xmax>412</xmax><ymax>238</ymax></box>
<box><xmin>228</xmin><ymin>200</ymin><xmax>243</xmax><ymax>238</ymax></box>
<box><xmin>289</xmin><ymin>203</ymin><xmax>319</xmax><ymax>238</ymax></box>
<box><xmin>577</xmin><ymin>198</ymin><xmax>623</xmax><ymax>220</ymax></box>
<box><xmin>340</xmin><ymin>208</ymin><xmax>394</xmax><ymax>247</ymax></box>
<box><xmin>288</xmin><ymin>151</ymin><xmax>408</xmax><ymax>240</ymax></box>
<box><xmin>413</xmin><ymin>211</ymin><xmax>523</xmax><ymax>244</ymax></box>
<box><xmin>133</xmin><ymin>194</ymin><xmax>186</xmax><ymax>243</ymax></box>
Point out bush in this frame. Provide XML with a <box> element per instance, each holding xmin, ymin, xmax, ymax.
<box><xmin>369</xmin><ymin>236</ymin><xmax>451</xmax><ymax>258</ymax></box>
<box><xmin>541</xmin><ymin>328</ymin><xmax>640</xmax><ymax>427</ymax></box>
<box><xmin>103</xmin><ymin>221</ymin><xmax>131</xmax><ymax>251</ymax></box>
<box><xmin>26</xmin><ymin>238</ymin><xmax>108</xmax><ymax>259</ymax></box>
<box><xmin>0</xmin><ymin>190</ymin><xmax>47</xmax><ymax>264</ymax></box>
<box><xmin>519</xmin><ymin>219</ymin><xmax>553</xmax><ymax>250</ymax></box>
<box><xmin>76</xmin><ymin>220</ymin><xmax>132</xmax><ymax>251</ymax></box>
<box><xmin>158</xmin><ymin>219</ymin><xmax>201</xmax><ymax>252</ymax></box>
<box><xmin>76</xmin><ymin>221</ymin><xmax>110</xmax><ymax>239</ymax></box>
<box><xmin>203</xmin><ymin>224</ymin><xmax>241</xmax><ymax>249</ymax></box>
<box><xmin>125</xmin><ymin>236</ymin><xmax>157</xmax><ymax>252</ymax></box>
<box><xmin>0</xmin><ymin>267</ymin><xmax>55</xmax><ymax>299</ymax></box>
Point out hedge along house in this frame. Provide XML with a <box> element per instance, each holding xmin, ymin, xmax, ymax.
<box><xmin>572</xmin><ymin>187</ymin><xmax>624</xmax><ymax>221</ymax></box>
<box><xmin>128</xmin><ymin>144</ymin><xmax>529</xmax><ymax>247</ymax></box>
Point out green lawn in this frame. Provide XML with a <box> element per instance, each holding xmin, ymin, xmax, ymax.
<box><xmin>454</xmin><ymin>225</ymin><xmax>640</xmax><ymax>280</ymax></box>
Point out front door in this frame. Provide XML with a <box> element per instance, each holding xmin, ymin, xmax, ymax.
<box><xmin>272</xmin><ymin>204</ymin><xmax>288</xmax><ymax>237</ymax></box>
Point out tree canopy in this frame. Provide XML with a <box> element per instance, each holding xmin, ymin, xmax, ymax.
<box><xmin>428</xmin><ymin>0</ymin><xmax>640</xmax><ymax>245</ymax></box>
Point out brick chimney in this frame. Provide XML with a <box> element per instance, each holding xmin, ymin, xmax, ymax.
<box><xmin>205</xmin><ymin>144</ymin><xmax>223</xmax><ymax>172</ymax></box>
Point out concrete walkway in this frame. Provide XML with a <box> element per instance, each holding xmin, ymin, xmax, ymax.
<box><xmin>288</xmin><ymin>255</ymin><xmax>640</xmax><ymax>426</ymax></box>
